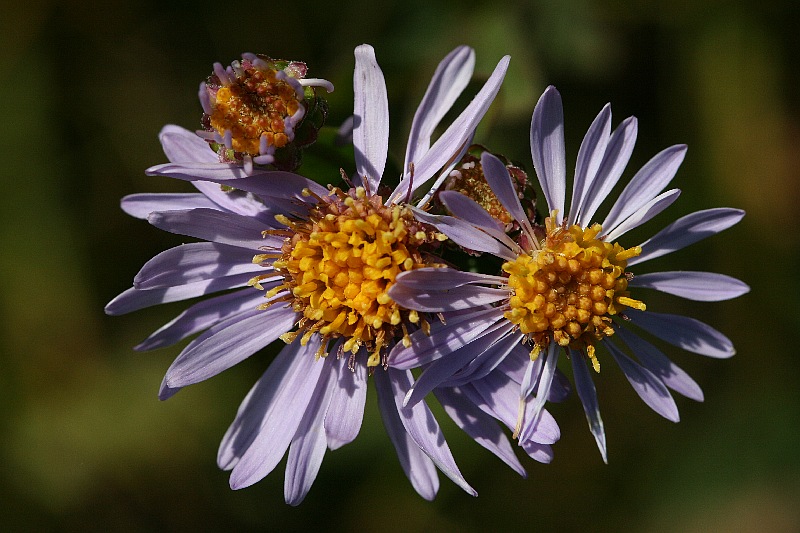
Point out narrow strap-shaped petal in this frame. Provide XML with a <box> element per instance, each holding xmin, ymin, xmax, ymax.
<box><xmin>353</xmin><ymin>44</ymin><xmax>389</xmax><ymax>192</ymax></box>
<box><xmin>393</xmin><ymin>267</ymin><xmax>505</xmax><ymax>291</ymax></box>
<box><xmin>324</xmin><ymin>353</ymin><xmax>368</xmax><ymax>450</ymax></box>
<box><xmin>162</xmin><ymin>305</ymin><xmax>298</xmax><ymax>390</ymax></box>
<box><xmin>438</xmin><ymin>190</ymin><xmax>522</xmax><ymax>252</ymax></box>
<box><xmin>147</xmin><ymin>208</ymin><xmax>281</xmax><ymax>251</ymax></box>
<box><xmin>602</xmin><ymin>144</ymin><xmax>687</xmax><ymax>231</ymax></box>
<box><xmin>374</xmin><ymin>369</ymin><xmax>439</xmax><ymax>500</ymax></box>
<box><xmin>403</xmin><ymin>321</ymin><xmax>514</xmax><ymax>408</ymax></box>
<box><xmin>519</xmin><ymin>343</ymin><xmax>559</xmax><ymax>443</ymax></box>
<box><xmin>389</xmin><ymin>306</ymin><xmax>505</xmax><ymax>369</ymax></box>
<box><xmin>481</xmin><ymin>152</ymin><xmax>536</xmax><ymax>240</ymax></box>
<box><xmin>404</xmin><ymin>46</ymin><xmax>475</xmax><ymax>171</ymax></box>
<box><xmin>121</xmin><ymin>193</ymin><xmax>218</xmax><ymax>220</ymax></box>
<box><xmin>217</xmin><ymin>342</ymin><xmax>311</xmax><ymax>470</ymax></box>
<box><xmin>569</xmin><ymin>348</ymin><xmax>607</xmax><ymax>463</ymax></box>
<box><xmin>569</xmin><ymin>103</ymin><xmax>611</xmax><ymax>225</ymax></box>
<box><xmin>133</xmin><ymin>242</ymin><xmax>263</xmax><ymax>290</ymax></box>
<box><xmin>228</xmin><ymin>343</ymin><xmax>326</xmax><ymax>489</ymax></box>
<box><xmin>615</xmin><ymin>327</ymin><xmax>703</xmax><ymax>401</ymax></box>
<box><xmin>284</xmin><ymin>368</ymin><xmax>334</xmax><ymax>506</ymax></box>
<box><xmin>629</xmin><ymin>271</ymin><xmax>750</xmax><ymax>302</ymax></box>
<box><xmin>389</xmin><ymin>283</ymin><xmax>509</xmax><ymax>313</ymax></box>
<box><xmin>393</xmin><ymin>56</ymin><xmax>510</xmax><ymax>201</ymax></box>
<box><xmin>104</xmin><ymin>273</ymin><xmax>256</xmax><ymax>315</ymax></box>
<box><xmin>441</xmin><ymin>330</ymin><xmax>523</xmax><ymax>387</ymax></box>
<box><xmin>158</xmin><ymin>124</ymin><xmax>218</xmax><ymax>163</ymax></box>
<box><xmin>577</xmin><ymin>116</ymin><xmax>638</xmax><ymax>227</ymax></box>
<box><xmin>603</xmin><ymin>189</ymin><xmax>681</xmax><ymax>242</ymax></box>
<box><xmin>625</xmin><ymin>309</ymin><xmax>735</xmax><ymax>358</ymax></box>
<box><xmin>434</xmin><ymin>387</ymin><xmax>526</xmax><ymax>477</ymax></box>
<box><xmin>530</xmin><ymin>86</ymin><xmax>566</xmax><ymax>222</ymax></box>
<box><xmin>606</xmin><ymin>340</ymin><xmax>680</xmax><ymax>422</ymax></box>
<box><xmin>385</xmin><ymin>368</ymin><xmax>477</xmax><ymax>496</ymax></box>
<box><xmin>628</xmin><ymin>208</ymin><xmax>745</xmax><ymax>266</ymax></box>
<box><xmin>135</xmin><ymin>288</ymin><xmax>265</xmax><ymax>351</ymax></box>
<box><xmin>190</xmin><ymin>179</ymin><xmax>279</xmax><ymax>220</ymax></box>
<box><xmin>410</xmin><ymin>208</ymin><xmax>517</xmax><ymax>261</ymax></box>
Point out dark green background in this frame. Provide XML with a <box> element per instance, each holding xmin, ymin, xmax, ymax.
<box><xmin>2</xmin><ymin>0</ymin><xmax>798</xmax><ymax>531</ymax></box>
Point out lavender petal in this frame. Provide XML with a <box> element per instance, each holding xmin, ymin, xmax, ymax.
<box><xmin>410</xmin><ymin>208</ymin><xmax>517</xmax><ymax>261</ymax></box>
<box><xmin>353</xmin><ymin>44</ymin><xmax>389</xmax><ymax>192</ymax></box>
<box><xmin>324</xmin><ymin>353</ymin><xmax>368</xmax><ymax>450</ymax></box>
<box><xmin>629</xmin><ymin>270</ymin><xmax>750</xmax><ymax>302</ymax></box>
<box><xmin>603</xmin><ymin>189</ymin><xmax>681</xmax><ymax>242</ymax></box>
<box><xmin>569</xmin><ymin>348</ymin><xmax>607</xmax><ymax>463</ymax></box>
<box><xmin>389</xmin><ymin>282</ymin><xmax>509</xmax><ymax>313</ymax></box>
<box><xmin>121</xmin><ymin>193</ymin><xmax>217</xmax><ymax>220</ymax></box>
<box><xmin>393</xmin><ymin>267</ymin><xmax>505</xmax><ymax>291</ymax></box>
<box><xmin>626</xmin><ymin>309</ymin><xmax>736</xmax><ymax>358</ymax></box>
<box><xmin>438</xmin><ymin>191</ymin><xmax>521</xmax><ymax>251</ymax></box>
<box><xmin>481</xmin><ymin>152</ymin><xmax>536</xmax><ymax>238</ymax></box>
<box><xmin>569</xmin><ymin>103</ymin><xmax>611</xmax><ymax>225</ymax></box>
<box><xmin>530</xmin><ymin>86</ymin><xmax>566</xmax><ymax>222</ymax></box>
<box><xmin>147</xmin><ymin>208</ymin><xmax>281</xmax><ymax>251</ymax></box>
<box><xmin>158</xmin><ymin>124</ymin><xmax>218</xmax><ymax>163</ymax></box>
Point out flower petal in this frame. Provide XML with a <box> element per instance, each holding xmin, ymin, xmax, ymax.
<box><xmin>147</xmin><ymin>208</ymin><xmax>281</xmax><ymax>251</ymax></box>
<box><xmin>227</xmin><ymin>342</ymin><xmax>326</xmax><ymax>489</ymax></box>
<box><xmin>577</xmin><ymin>116</ymin><xmax>638</xmax><ymax>227</ymax></box>
<box><xmin>442</xmin><ymin>330</ymin><xmax>523</xmax><ymax>387</ymax></box>
<box><xmin>374</xmin><ymin>369</ymin><xmax>438</xmax><ymax>501</ymax></box>
<box><xmin>394</xmin><ymin>267</ymin><xmax>505</xmax><ymax>291</ymax></box>
<box><xmin>568</xmin><ymin>103</ymin><xmax>611</xmax><ymax>225</ymax></box>
<box><xmin>606</xmin><ymin>340</ymin><xmax>680</xmax><ymax>422</ymax></box>
<box><xmin>628</xmin><ymin>208</ymin><xmax>745</xmax><ymax>266</ymax></box>
<box><xmin>353</xmin><ymin>44</ymin><xmax>389</xmax><ymax>192</ymax></box>
<box><xmin>435</xmin><ymin>387</ymin><xmax>526</xmax><ymax>477</ymax></box>
<box><xmin>481</xmin><ymin>152</ymin><xmax>536</xmax><ymax>239</ymax></box>
<box><xmin>519</xmin><ymin>343</ymin><xmax>559</xmax><ymax>443</ymax></box>
<box><xmin>625</xmin><ymin>309</ymin><xmax>736</xmax><ymax>358</ymax></box>
<box><xmin>133</xmin><ymin>242</ymin><xmax>263</xmax><ymax>290</ymax></box>
<box><xmin>569</xmin><ymin>348</ymin><xmax>607</xmax><ymax>463</ymax></box>
<box><xmin>404</xmin><ymin>46</ymin><xmax>475</xmax><ymax>171</ymax></box>
<box><xmin>163</xmin><ymin>305</ymin><xmax>298</xmax><ymax>390</ymax></box>
<box><xmin>389</xmin><ymin>283</ymin><xmax>509</xmax><ymax>313</ymax></box>
<box><xmin>530</xmin><ymin>86</ymin><xmax>566</xmax><ymax>222</ymax></box>
<box><xmin>615</xmin><ymin>327</ymin><xmax>704</xmax><ymax>401</ymax></box>
<box><xmin>135</xmin><ymin>289</ymin><xmax>264</xmax><ymax>351</ymax></box>
<box><xmin>384</xmin><ymin>368</ymin><xmax>477</xmax><ymax>496</ymax></box>
<box><xmin>389</xmin><ymin>307</ymin><xmax>505</xmax><ymax>369</ymax></box>
<box><xmin>284</xmin><ymin>369</ymin><xmax>334</xmax><ymax>506</ymax></box>
<box><xmin>158</xmin><ymin>124</ymin><xmax>218</xmax><ymax>163</ymax></box>
<box><xmin>602</xmin><ymin>144</ymin><xmax>687</xmax><ymax>231</ymax></box>
<box><xmin>121</xmin><ymin>193</ymin><xmax>217</xmax><ymax>220</ymax></box>
<box><xmin>629</xmin><ymin>271</ymin><xmax>750</xmax><ymax>302</ymax></box>
<box><xmin>324</xmin><ymin>353</ymin><xmax>368</xmax><ymax>450</ymax></box>
<box><xmin>410</xmin><ymin>208</ymin><xmax>517</xmax><ymax>261</ymax></box>
<box><xmin>394</xmin><ymin>55</ymin><xmax>510</xmax><ymax>200</ymax></box>
<box><xmin>104</xmin><ymin>273</ymin><xmax>256</xmax><ymax>315</ymax></box>
<box><xmin>603</xmin><ymin>188</ymin><xmax>681</xmax><ymax>242</ymax></box>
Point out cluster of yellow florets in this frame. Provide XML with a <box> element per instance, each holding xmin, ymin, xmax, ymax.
<box><xmin>503</xmin><ymin>217</ymin><xmax>645</xmax><ymax>371</ymax></box>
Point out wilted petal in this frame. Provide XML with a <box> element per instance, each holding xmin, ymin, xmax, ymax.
<box><xmin>353</xmin><ymin>44</ymin><xmax>389</xmax><ymax>192</ymax></box>
<box><xmin>606</xmin><ymin>340</ymin><xmax>680</xmax><ymax>422</ymax></box>
<box><xmin>629</xmin><ymin>271</ymin><xmax>750</xmax><ymax>301</ymax></box>
<box><xmin>530</xmin><ymin>86</ymin><xmax>566</xmax><ymax>222</ymax></box>
<box><xmin>626</xmin><ymin>309</ymin><xmax>735</xmax><ymax>358</ymax></box>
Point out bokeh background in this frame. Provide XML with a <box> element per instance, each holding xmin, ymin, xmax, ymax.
<box><xmin>2</xmin><ymin>0</ymin><xmax>798</xmax><ymax>531</ymax></box>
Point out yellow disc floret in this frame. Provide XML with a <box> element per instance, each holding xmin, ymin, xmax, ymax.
<box><xmin>254</xmin><ymin>187</ymin><xmax>443</xmax><ymax>367</ymax></box>
<box><xmin>209</xmin><ymin>65</ymin><xmax>302</xmax><ymax>156</ymax></box>
<box><xmin>503</xmin><ymin>215</ymin><xmax>645</xmax><ymax>371</ymax></box>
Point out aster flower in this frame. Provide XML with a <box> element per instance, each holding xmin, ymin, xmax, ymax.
<box><xmin>389</xmin><ymin>85</ymin><xmax>749</xmax><ymax>461</ymax></box>
<box><xmin>107</xmin><ymin>45</ymin><xmax>559</xmax><ymax>504</ymax></box>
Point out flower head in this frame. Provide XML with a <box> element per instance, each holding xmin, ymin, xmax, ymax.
<box><xmin>106</xmin><ymin>45</ymin><xmax>556</xmax><ymax>504</ymax></box>
<box><xmin>197</xmin><ymin>53</ymin><xmax>333</xmax><ymax>172</ymax></box>
<box><xmin>389</xmin><ymin>86</ymin><xmax>748</xmax><ymax>462</ymax></box>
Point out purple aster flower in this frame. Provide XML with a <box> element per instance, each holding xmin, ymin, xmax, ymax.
<box><xmin>389</xmin><ymin>85</ymin><xmax>749</xmax><ymax>462</ymax></box>
<box><xmin>106</xmin><ymin>45</ymin><xmax>559</xmax><ymax>504</ymax></box>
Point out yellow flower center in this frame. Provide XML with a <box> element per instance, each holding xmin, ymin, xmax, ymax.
<box><xmin>210</xmin><ymin>65</ymin><xmax>302</xmax><ymax>156</ymax></box>
<box><xmin>252</xmin><ymin>187</ymin><xmax>445</xmax><ymax>367</ymax></box>
<box><xmin>502</xmin><ymin>216</ymin><xmax>645</xmax><ymax>371</ymax></box>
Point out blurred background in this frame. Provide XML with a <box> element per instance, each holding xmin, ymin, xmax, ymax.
<box><xmin>2</xmin><ymin>0</ymin><xmax>798</xmax><ymax>531</ymax></box>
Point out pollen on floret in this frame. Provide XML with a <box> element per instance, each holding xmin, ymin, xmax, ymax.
<box><xmin>503</xmin><ymin>216</ymin><xmax>645</xmax><ymax>370</ymax></box>
<box><xmin>255</xmin><ymin>188</ymin><xmax>445</xmax><ymax>367</ymax></box>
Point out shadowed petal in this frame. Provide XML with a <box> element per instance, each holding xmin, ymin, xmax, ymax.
<box><xmin>530</xmin><ymin>86</ymin><xmax>566</xmax><ymax>222</ymax></box>
<box><xmin>394</xmin><ymin>267</ymin><xmax>505</xmax><ymax>291</ymax></box>
<box><xmin>324</xmin><ymin>353</ymin><xmax>368</xmax><ymax>450</ymax></box>
<box><xmin>438</xmin><ymin>191</ymin><xmax>521</xmax><ymax>251</ymax></box>
<box><xmin>626</xmin><ymin>309</ymin><xmax>735</xmax><ymax>358</ymax></box>
<box><xmin>147</xmin><ymin>208</ymin><xmax>281</xmax><ymax>251</ymax></box>
<box><xmin>121</xmin><ymin>193</ymin><xmax>218</xmax><ymax>219</ymax></box>
<box><xmin>435</xmin><ymin>387</ymin><xmax>526</xmax><ymax>477</ymax></box>
<box><xmin>629</xmin><ymin>208</ymin><xmax>745</xmax><ymax>266</ymax></box>
<box><xmin>603</xmin><ymin>189</ymin><xmax>681</xmax><ymax>242</ymax></box>
<box><xmin>389</xmin><ymin>283</ymin><xmax>509</xmax><ymax>313</ymax></box>
<box><xmin>629</xmin><ymin>271</ymin><xmax>750</xmax><ymax>301</ymax></box>
<box><xmin>158</xmin><ymin>124</ymin><xmax>218</xmax><ymax>163</ymax></box>
<box><xmin>411</xmin><ymin>209</ymin><xmax>517</xmax><ymax>261</ymax></box>
<box><xmin>374</xmin><ymin>369</ymin><xmax>438</xmax><ymax>500</ymax></box>
<box><xmin>481</xmin><ymin>152</ymin><xmax>536</xmax><ymax>239</ymax></box>
<box><xmin>569</xmin><ymin>349</ymin><xmax>607</xmax><ymax>463</ymax></box>
<box><xmin>353</xmin><ymin>44</ymin><xmax>389</xmax><ymax>192</ymax></box>
<box><xmin>606</xmin><ymin>340</ymin><xmax>680</xmax><ymax>422</ymax></box>
<box><xmin>519</xmin><ymin>343</ymin><xmax>559</xmax><ymax>443</ymax></box>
